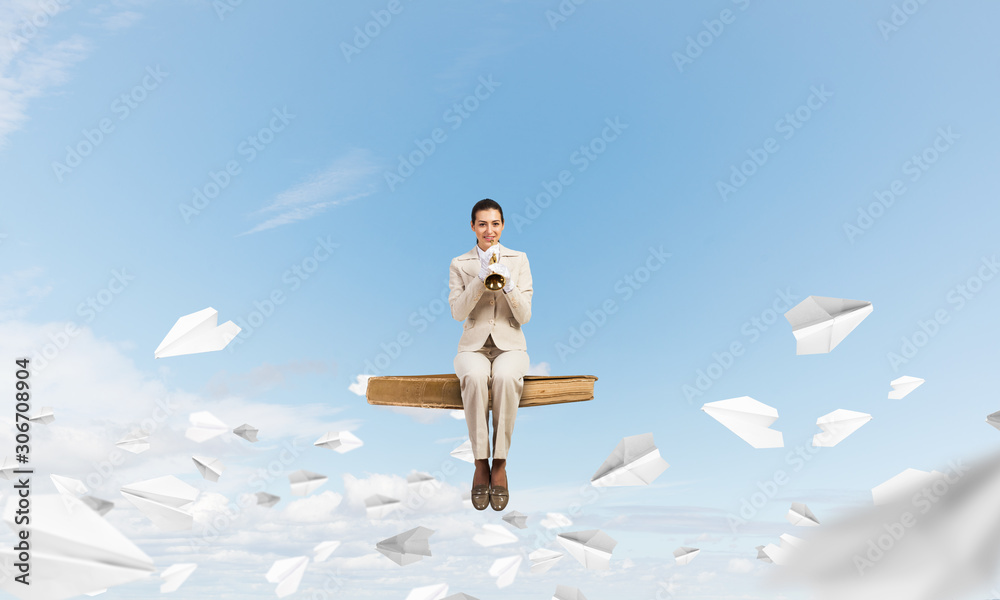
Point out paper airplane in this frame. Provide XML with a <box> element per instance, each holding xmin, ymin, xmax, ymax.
<box><xmin>872</xmin><ymin>468</ymin><xmax>946</xmax><ymax>505</ymax></box>
<box><xmin>673</xmin><ymin>546</ymin><xmax>700</xmax><ymax>565</ymax></box>
<box><xmin>120</xmin><ymin>475</ymin><xmax>198</xmax><ymax>531</ymax></box>
<box><xmin>0</xmin><ymin>494</ymin><xmax>155</xmax><ymax>600</ymax></box>
<box><xmin>755</xmin><ymin>544</ymin><xmax>772</xmax><ymax>562</ymax></box>
<box><xmin>540</xmin><ymin>512</ymin><xmax>572</xmax><ymax>529</ymax></box>
<box><xmin>488</xmin><ymin>555</ymin><xmax>522</xmax><ymax>588</ymax></box>
<box><xmin>314</xmin><ymin>430</ymin><xmax>363</xmax><ymax>453</ymax></box>
<box><xmin>407</xmin><ymin>472</ymin><xmax>436</xmax><ymax>488</ymax></box>
<box><xmin>450</xmin><ymin>439</ymin><xmax>474</xmax><ymax>463</ymax></box>
<box><xmin>365</xmin><ymin>494</ymin><xmax>401</xmax><ymax>519</ymax></box>
<box><xmin>115</xmin><ymin>431</ymin><xmax>149</xmax><ymax>454</ymax></box>
<box><xmin>84</xmin><ymin>591</ymin><xmax>106</xmax><ymax>597</ymax></box>
<box><xmin>987</xmin><ymin>410</ymin><xmax>1000</xmax><ymax>431</ymax></box>
<box><xmin>442</xmin><ymin>594</ymin><xmax>479</xmax><ymax>600</ymax></box>
<box><xmin>265</xmin><ymin>556</ymin><xmax>308</xmax><ymax>598</ymax></box>
<box><xmin>591</xmin><ymin>432</ymin><xmax>669</xmax><ymax>486</ymax></box>
<box><xmin>80</xmin><ymin>496</ymin><xmax>114</xmax><ymax>516</ymax></box>
<box><xmin>313</xmin><ymin>541</ymin><xmax>340</xmax><ymax>562</ymax></box>
<box><xmin>813</xmin><ymin>409</ymin><xmax>872</xmax><ymax>447</ymax></box>
<box><xmin>376</xmin><ymin>526</ymin><xmax>434</xmax><ymax>566</ymax></box>
<box><xmin>553</xmin><ymin>585</ymin><xmax>589</xmax><ymax>600</ymax></box>
<box><xmin>154</xmin><ymin>307</ymin><xmax>241</xmax><ymax>358</ymax></box>
<box><xmin>702</xmin><ymin>396</ymin><xmax>784</xmax><ymax>448</ymax></box>
<box><xmin>233</xmin><ymin>423</ymin><xmax>258</xmax><ymax>442</ymax></box>
<box><xmin>888</xmin><ymin>375</ymin><xmax>924</xmax><ymax>399</ymax></box>
<box><xmin>255</xmin><ymin>492</ymin><xmax>280</xmax><ymax>508</ymax></box>
<box><xmin>786</xmin><ymin>502</ymin><xmax>820</xmax><ymax>526</ymax></box>
<box><xmin>29</xmin><ymin>406</ymin><xmax>55</xmax><ymax>424</ymax></box>
<box><xmin>502</xmin><ymin>510</ymin><xmax>528</xmax><ymax>529</ymax></box>
<box><xmin>405</xmin><ymin>583</ymin><xmax>449</xmax><ymax>600</ymax></box>
<box><xmin>192</xmin><ymin>456</ymin><xmax>225</xmax><ymax>482</ymax></box>
<box><xmin>0</xmin><ymin>456</ymin><xmax>16</xmax><ymax>480</ymax></box>
<box><xmin>529</xmin><ymin>548</ymin><xmax>563</xmax><ymax>574</ymax></box>
<box><xmin>51</xmin><ymin>474</ymin><xmax>87</xmax><ymax>496</ymax></box>
<box><xmin>557</xmin><ymin>529</ymin><xmax>617</xmax><ymax>570</ymax></box>
<box><xmin>784</xmin><ymin>295</ymin><xmax>873</xmax><ymax>354</ymax></box>
<box><xmin>760</xmin><ymin>533</ymin><xmax>802</xmax><ymax>565</ymax></box>
<box><xmin>289</xmin><ymin>470</ymin><xmax>327</xmax><ymax>496</ymax></box>
<box><xmin>473</xmin><ymin>523</ymin><xmax>519</xmax><ymax>547</ymax></box>
<box><xmin>185</xmin><ymin>411</ymin><xmax>228</xmax><ymax>443</ymax></box>
<box><xmin>160</xmin><ymin>563</ymin><xmax>197</xmax><ymax>593</ymax></box>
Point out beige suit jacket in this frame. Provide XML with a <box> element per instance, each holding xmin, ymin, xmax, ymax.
<box><xmin>449</xmin><ymin>242</ymin><xmax>532</xmax><ymax>352</ymax></box>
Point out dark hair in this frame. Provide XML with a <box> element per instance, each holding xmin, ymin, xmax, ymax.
<box><xmin>471</xmin><ymin>198</ymin><xmax>503</xmax><ymax>224</ymax></box>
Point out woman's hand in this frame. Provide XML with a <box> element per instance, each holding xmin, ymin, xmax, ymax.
<box><xmin>489</xmin><ymin>263</ymin><xmax>514</xmax><ymax>293</ymax></box>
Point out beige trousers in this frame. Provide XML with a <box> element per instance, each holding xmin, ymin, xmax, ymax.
<box><xmin>453</xmin><ymin>334</ymin><xmax>529</xmax><ymax>460</ymax></box>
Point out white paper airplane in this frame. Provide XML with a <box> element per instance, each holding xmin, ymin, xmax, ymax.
<box><xmin>115</xmin><ymin>431</ymin><xmax>149</xmax><ymax>454</ymax></box>
<box><xmin>553</xmin><ymin>585</ymin><xmax>589</xmax><ymax>600</ymax></box>
<box><xmin>192</xmin><ymin>456</ymin><xmax>225</xmax><ymax>482</ymax></box>
<box><xmin>0</xmin><ymin>494</ymin><xmax>155</xmax><ymax>600</ymax></box>
<box><xmin>888</xmin><ymin>375</ymin><xmax>924</xmax><ymax>399</ymax></box>
<box><xmin>473</xmin><ymin>523</ymin><xmax>519</xmax><ymax>547</ymax></box>
<box><xmin>405</xmin><ymin>583</ymin><xmax>449</xmax><ymax>600</ymax></box>
<box><xmin>673</xmin><ymin>546</ymin><xmax>700</xmax><ymax>565</ymax></box>
<box><xmin>154</xmin><ymin>307</ymin><xmax>241</xmax><ymax>358</ymax></box>
<box><xmin>255</xmin><ymin>492</ymin><xmax>280</xmax><ymax>508</ymax></box>
<box><xmin>314</xmin><ymin>430</ymin><xmax>363</xmax><ymax>453</ymax></box>
<box><xmin>441</xmin><ymin>594</ymin><xmax>479</xmax><ymax>600</ymax></box>
<box><xmin>289</xmin><ymin>470</ymin><xmax>327</xmax><ymax>496</ymax></box>
<box><xmin>313</xmin><ymin>541</ymin><xmax>340</xmax><ymax>562</ymax></box>
<box><xmin>488</xmin><ymin>555</ymin><xmax>522</xmax><ymax>588</ymax></box>
<box><xmin>702</xmin><ymin>396</ymin><xmax>784</xmax><ymax>448</ymax></box>
<box><xmin>365</xmin><ymin>494</ymin><xmax>401</xmax><ymax>519</ymax></box>
<box><xmin>540</xmin><ymin>512</ymin><xmax>572</xmax><ymax>529</ymax></box>
<box><xmin>80</xmin><ymin>496</ymin><xmax>114</xmax><ymax>516</ymax></box>
<box><xmin>84</xmin><ymin>590</ymin><xmax>106</xmax><ymax>597</ymax></box>
<box><xmin>784</xmin><ymin>295</ymin><xmax>873</xmax><ymax>354</ymax></box>
<box><xmin>760</xmin><ymin>533</ymin><xmax>802</xmax><ymax>565</ymax></box>
<box><xmin>755</xmin><ymin>544</ymin><xmax>772</xmax><ymax>562</ymax></box>
<box><xmin>0</xmin><ymin>456</ymin><xmax>16</xmax><ymax>480</ymax></box>
<box><xmin>813</xmin><ymin>409</ymin><xmax>872</xmax><ymax>447</ymax></box>
<box><xmin>233</xmin><ymin>423</ymin><xmax>258</xmax><ymax>442</ymax></box>
<box><xmin>529</xmin><ymin>548</ymin><xmax>563</xmax><ymax>574</ymax></box>
<box><xmin>871</xmin><ymin>468</ymin><xmax>946</xmax><ymax>505</ymax></box>
<box><xmin>376</xmin><ymin>526</ymin><xmax>434</xmax><ymax>566</ymax></box>
<box><xmin>987</xmin><ymin>411</ymin><xmax>1000</xmax><ymax>432</ymax></box>
<box><xmin>51</xmin><ymin>474</ymin><xmax>87</xmax><ymax>496</ymax></box>
<box><xmin>120</xmin><ymin>475</ymin><xmax>198</xmax><ymax>531</ymax></box>
<box><xmin>502</xmin><ymin>510</ymin><xmax>528</xmax><ymax>529</ymax></box>
<box><xmin>786</xmin><ymin>502</ymin><xmax>820</xmax><ymax>526</ymax></box>
<box><xmin>265</xmin><ymin>556</ymin><xmax>308</xmax><ymax>598</ymax></box>
<box><xmin>557</xmin><ymin>529</ymin><xmax>617</xmax><ymax>570</ymax></box>
<box><xmin>185</xmin><ymin>411</ymin><xmax>228</xmax><ymax>443</ymax></box>
<box><xmin>159</xmin><ymin>563</ymin><xmax>197</xmax><ymax>593</ymax></box>
<box><xmin>407</xmin><ymin>472</ymin><xmax>436</xmax><ymax>488</ymax></box>
<box><xmin>591</xmin><ymin>432</ymin><xmax>670</xmax><ymax>486</ymax></box>
<box><xmin>29</xmin><ymin>406</ymin><xmax>55</xmax><ymax>424</ymax></box>
<box><xmin>450</xmin><ymin>439</ymin><xmax>474</xmax><ymax>463</ymax></box>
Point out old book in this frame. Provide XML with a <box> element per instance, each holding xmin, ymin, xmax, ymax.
<box><xmin>366</xmin><ymin>374</ymin><xmax>597</xmax><ymax>409</ymax></box>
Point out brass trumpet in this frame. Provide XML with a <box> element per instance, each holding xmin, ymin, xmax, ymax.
<box><xmin>484</xmin><ymin>240</ymin><xmax>506</xmax><ymax>291</ymax></box>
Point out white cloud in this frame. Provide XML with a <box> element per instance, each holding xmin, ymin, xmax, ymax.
<box><xmin>727</xmin><ymin>557</ymin><xmax>755</xmax><ymax>574</ymax></box>
<box><xmin>281</xmin><ymin>491</ymin><xmax>344</xmax><ymax>523</ymax></box>
<box><xmin>527</xmin><ymin>361</ymin><xmax>550</xmax><ymax>375</ymax></box>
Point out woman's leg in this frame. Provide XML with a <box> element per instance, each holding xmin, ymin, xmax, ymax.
<box><xmin>454</xmin><ymin>350</ymin><xmax>493</xmax><ymax>486</ymax></box>
<box><xmin>489</xmin><ymin>349</ymin><xmax>529</xmax><ymax>471</ymax></box>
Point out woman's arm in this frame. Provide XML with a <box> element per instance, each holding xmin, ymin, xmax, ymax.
<box><xmin>449</xmin><ymin>259</ymin><xmax>487</xmax><ymax>322</ymax></box>
<box><xmin>502</xmin><ymin>254</ymin><xmax>532</xmax><ymax>325</ymax></box>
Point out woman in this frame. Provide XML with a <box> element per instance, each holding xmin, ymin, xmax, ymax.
<box><xmin>449</xmin><ymin>199</ymin><xmax>532</xmax><ymax>511</ymax></box>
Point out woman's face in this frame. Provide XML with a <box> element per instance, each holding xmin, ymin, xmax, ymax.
<box><xmin>471</xmin><ymin>208</ymin><xmax>504</xmax><ymax>250</ymax></box>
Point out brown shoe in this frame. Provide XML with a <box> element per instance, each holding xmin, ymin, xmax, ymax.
<box><xmin>471</xmin><ymin>484</ymin><xmax>491</xmax><ymax>511</ymax></box>
<box><xmin>489</xmin><ymin>482</ymin><xmax>508</xmax><ymax>511</ymax></box>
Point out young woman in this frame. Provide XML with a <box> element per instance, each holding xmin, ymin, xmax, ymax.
<box><xmin>449</xmin><ymin>199</ymin><xmax>532</xmax><ymax>511</ymax></box>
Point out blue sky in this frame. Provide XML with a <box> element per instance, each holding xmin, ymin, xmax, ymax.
<box><xmin>2</xmin><ymin>0</ymin><xmax>1000</xmax><ymax>598</ymax></box>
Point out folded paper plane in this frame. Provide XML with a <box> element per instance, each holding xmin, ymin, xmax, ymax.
<box><xmin>760</xmin><ymin>533</ymin><xmax>802</xmax><ymax>565</ymax></box>
<box><xmin>450</xmin><ymin>439</ymin><xmax>474</xmax><ymax>463</ymax></box>
<box><xmin>503</xmin><ymin>510</ymin><xmax>528</xmax><ymax>529</ymax></box>
<box><xmin>154</xmin><ymin>307</ymin><xmax>241</xmax><ymax>358</ymax></box>
<box><xmin>265</xmin><ymin>556</ymin><xmax>308</xmax><ymax>598</ymax></box>
<box><xmin>233</xmin><ymin>423</ymin><xmax>258</xmax><ymax>442</ymax></box>
<box><xmin>51</xmin><ymin>474</ymin><xmax>87</xmax><ymax>496</ymax></box>
<box><xmin>488</xmin><ymin>555</ymin><xmax>522</xmax><ymax>588</ymax></box>
<box><xmin>529</xmin><ymin>548</ymin><xmax>563</xmax><ymax>574</ymax></box>
<box><xmin>313</xmin><ymin>541</ymin><xmax>340</xmax><ymax>562</ymax></box>
<box><xmin>120</xmin><ymin>475</ymin><xmax>198</xmax><ymax>531</ymax></box>
<box><xmin>289</xmin><ymin>470</ymin><xmax>327</xmax><ymax>496</ymax></box>
<box><xmin>314</xmin><ymin>430</ymin><xmax>363</xmax><ymax>453</ymax></box>
<box><xmin>557</xmin><ymin>529</ymin><xmax>617</xmax><ymax>570</ymax></box>
<box><xmin>255</xmin><ymin>492</ymin><xmax>280</xmax><ymax>508</ymax></box>
<box><xmin>376</xmin><ymin>526</ymin><xmax>435</xmax><ymax>566</ymax></box>
<box><xmin>473</xmin><ymin>523</ymin><xmax>518</xmax><ymax>547</ymax></box>
<box><xmin>553</xmin><ymin>585</ymin><xmax>588</xmax><ymax>600</ymax></box>
<box><xmin>405</xmin><ymin>583</ymin><xmax>449</xmax><ymax>600</ymax></box>
<box><xmin>365</xmin><ymin>494</ymin><xmax>401</xmax><ymax>519</ymax></box>
<box><xmin>160</xmin><ymin>563</ymin><xmax>197</xmax><ymax>593</ymax></box>
<box><xmin>813</xmin><ymin>409</ymin><xmax>871</xmax><ymax>447</ymax></box>
<box><xmin>888</xmin><ymin>375</ymin><xmax>924</xmax><ymax>399</ymax></box>
<box><xmin>81</xmin><ymin>496</ymin><xmax>114</xmax><ymax>516</ymax></box>
<box><xmin>784</xmin><ymin>296</ymin><xmax>873</xmax><ymax>354</ymax></box>
<box><xmin>591</xmin><ymin>432</ymin><xmax>669</xmax><ymax>486</ymax></box>
<box><xmin>29</xmin><ymin>406</ymin><xmax>55</xmax><ymax>424</ymax></box>
<box><xmin>185</xmin><ymin>411</ymin><xmax>228</xmax><ymax>443</ymax></box>
<box><xmin>702</xmin><ymin>396</ymin><xmax>783</xmax><ymax>448</ymax></box>
<box><xmin>786</xmin><ymin>502</ymin><xmax>820</xmax><ymax>526</ymax></box>
<box><xmin>192</xmin><ymin>456</ymin><xmax>225</xmax><ymax>482</ymax></box>
<box><xmin>673</xmin><ymin>546</ymin><xmax>700</xmax><ymax>565</ymax></box>
<box><xmin>116</xmin><ymin>431</ymin><xmax>149</xmax><ymax>454</ymax></box>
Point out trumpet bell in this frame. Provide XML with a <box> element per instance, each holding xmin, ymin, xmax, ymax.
<box><xmin>484</xmin><ymin>272</ymin><xmax>505</xmax><ymax>291</ymax></box>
